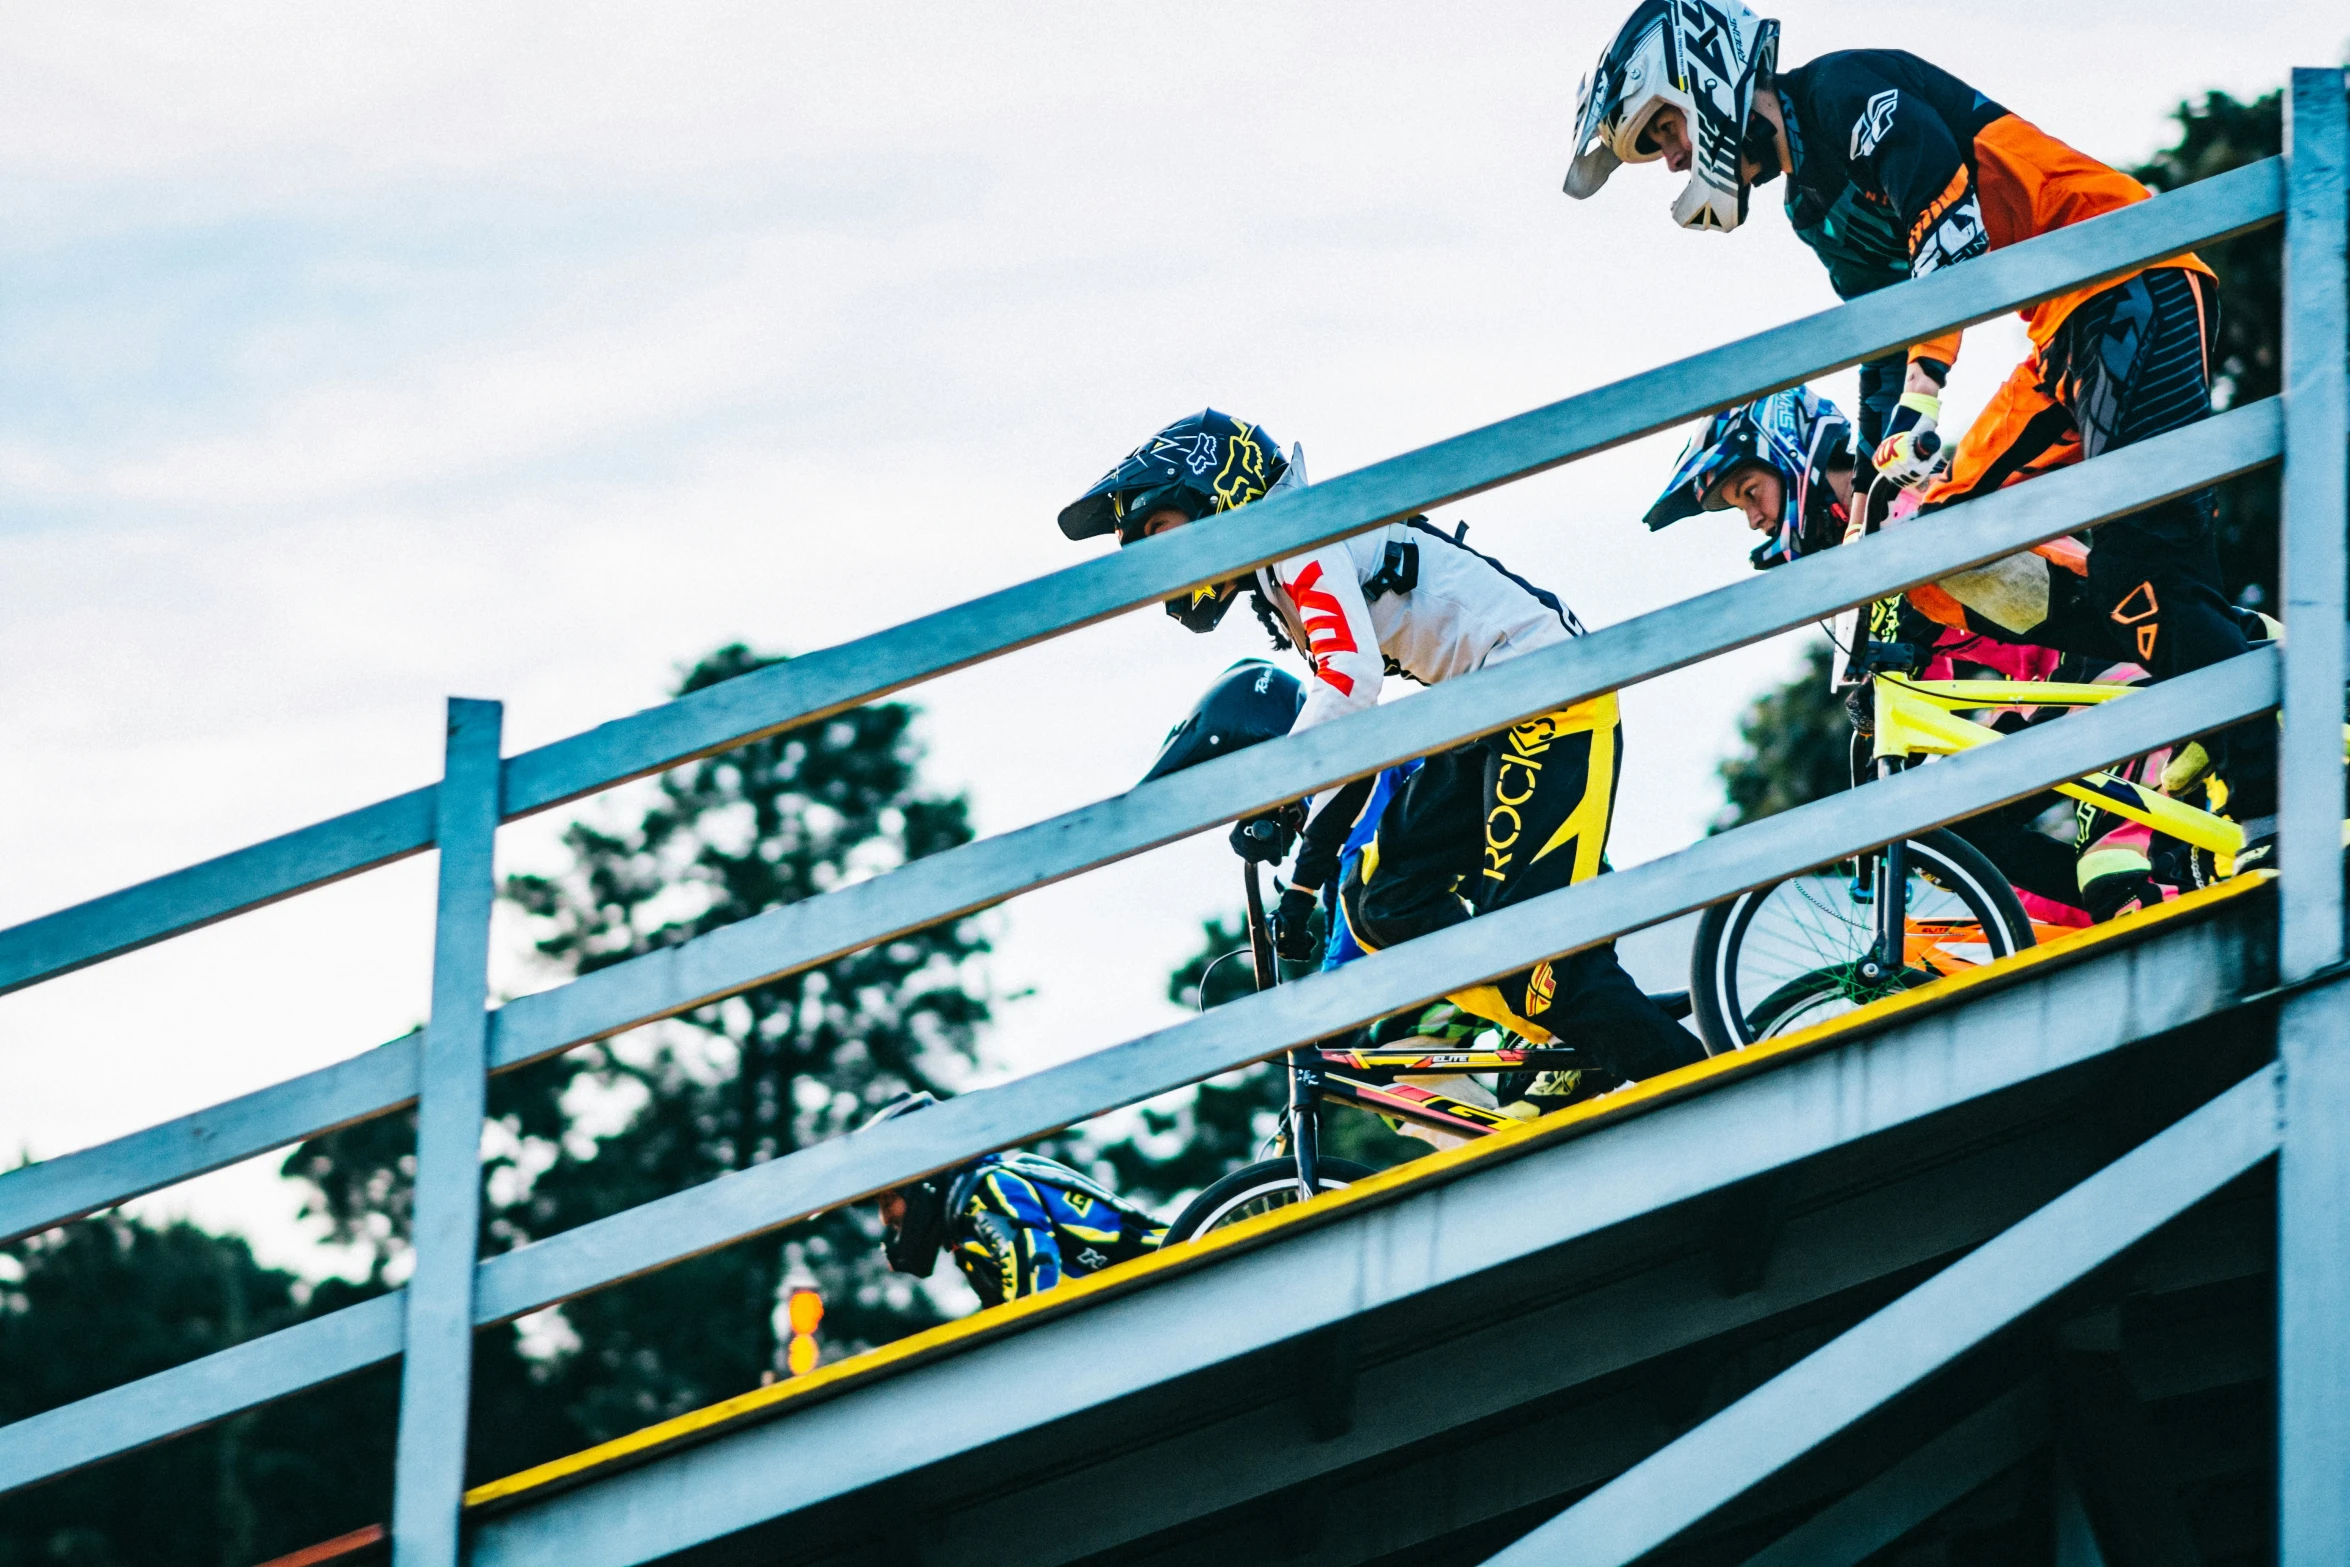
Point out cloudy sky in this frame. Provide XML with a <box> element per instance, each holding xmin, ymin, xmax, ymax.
<box><xmin>0</xmin><ymin>3</ymin><xmax>2330</xmax><ymax>1274</ymax></box>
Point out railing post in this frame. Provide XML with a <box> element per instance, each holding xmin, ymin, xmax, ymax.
<box><xmin>391</xmin><ymin>698</ymin><xmax>504</xmax><ymax>1566</ymax></box>
<box><xmin>2277</xmin><ymin>65</ymin><xmax>2350</xmax><ymax>1567</ymax></box>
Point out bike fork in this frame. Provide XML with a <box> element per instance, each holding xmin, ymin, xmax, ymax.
<box><xmin>1858</xmin><ymin>754</ymin><xmax>1912</xmax><ymax>985</ymax></box>
<box><xmin>1288</xmin><ymin>1051</ymin><xmax>1323</xmax><ymax>1202</ymax></box>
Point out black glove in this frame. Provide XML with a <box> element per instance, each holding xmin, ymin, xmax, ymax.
<box><xmin>1270</xmin><ymin>884</ymin><xmax>1323</xmax><ymax>963</ymax></box>
<box><xmin>1844</xmin><ymin>683</ymin><xmax>1875</xmax><ymax>737</ymax></box>
<box><xmin>1229</xmin><ymin>801</ymin><xmax>1305</xmax><ymax>864</ymax></box>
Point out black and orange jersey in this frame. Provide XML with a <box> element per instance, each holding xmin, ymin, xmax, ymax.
<box><xmin>1777</xmin><ymin>50</ymin><xmax>2210</xmax><ymax>390</ymax></box>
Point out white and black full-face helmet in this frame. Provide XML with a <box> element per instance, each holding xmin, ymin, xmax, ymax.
<box><xmin>1563</xmin><ymin>0</ymin><xmax>1781</xmax><ymax>233</ymax></box>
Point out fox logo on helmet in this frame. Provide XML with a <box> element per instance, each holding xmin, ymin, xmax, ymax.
<box><xmin>1054</xmin><ymin>410</ymin><xmax>1287</xmax><ymax>544</ymax></box>
<box><xmin>1143</xmin><ymin>430</ymin><xmax>1219</xmax><ymax>476</ymax></box>
<box><xmin>1852</xmin><ymin>88</ymin><xmax>1898</xmax><ymax>160</ymax></box>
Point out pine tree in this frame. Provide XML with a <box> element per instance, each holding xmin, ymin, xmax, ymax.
<box><xmin>286</xmin><ymin>642</ymin><xmax>992</xmax><ymax>1477</ymax></box>
<box><xmin>0</xmin><ymin>1216</ymin><xmax>401</xmax><ymax>1565</ymax></box>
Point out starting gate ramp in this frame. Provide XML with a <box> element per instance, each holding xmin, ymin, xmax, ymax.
<box><xmin>446</xmin><ymin>875</ymin><xmax>2283</xmax><ymax>1567</ymax></box>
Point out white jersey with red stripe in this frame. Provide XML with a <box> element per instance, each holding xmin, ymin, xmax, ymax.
<box><xmin>1255</xmin><ymin>518</ymin><xmax>1584</xmax><ymax>737</ymax></box>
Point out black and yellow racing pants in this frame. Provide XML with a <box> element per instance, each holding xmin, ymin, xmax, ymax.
<box><xmin>1338</xmin><ymin>694</ymin><xmax>1702</xmax><ymax>1082</ymax></box>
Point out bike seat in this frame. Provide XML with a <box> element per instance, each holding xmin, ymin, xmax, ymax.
<box><xmin>1647</xmin><ymin>989</ymin><xmax>1693</xmax><ymax>1021</ymax></box>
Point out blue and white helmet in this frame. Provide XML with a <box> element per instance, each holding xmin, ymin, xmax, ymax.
<box><xmin>1646</xmin><ymin>387</ymin><xmax>1853</xmax><ymax>569</ymax></box>
<box><xmin>1564</xmin><ymin>0</ymin><xmax>1782</xmax><ymax>232</ymax></box>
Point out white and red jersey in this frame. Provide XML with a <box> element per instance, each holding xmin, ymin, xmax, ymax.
<box><xmin>1254</xmin><ymin>518</ymin><xmax>1586</xmax><ymax>849</ymax></box>
<box><xmin>1255</xmin><ymin>519</ymin><xmax>1584</xmax><ymax>735</ymax></box>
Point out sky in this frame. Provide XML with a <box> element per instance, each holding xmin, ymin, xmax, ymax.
<box><xmin>0</xmin><ymin>3</ymin><xmax>2332</xmax><ymax>1277</ymax></box>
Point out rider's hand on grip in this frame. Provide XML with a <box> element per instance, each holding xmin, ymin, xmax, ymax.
<box><xmin>1871</xmin><ymin>392</ymin><xmax>1947</xmax><ymax>491</ymax></box>
<box><xmin>1844</xmin><ymin>683</ymin><xmax>1875</xmax><ymax>738</ymax></box>
<box><xmin>1230</xmin><ymin>801</ymin><xmax>1305</xmax><ymax>864</ymax></box>
<box><xmin>1270</xmin><ymin>884</ymin><xmax>1322</xmax><ymax>963</ymax></box>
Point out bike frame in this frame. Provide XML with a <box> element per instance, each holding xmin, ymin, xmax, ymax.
<box><xmin>1871</xmin><ymin>675</ymin><xmax>2246</xmax><ymax>859</ymax></box>
<box><xmin>1240</xmin><ymin>864</ymin><xmax>1580</xmax><ymax>1199</ymax></box>
<box><xmin>1839</xmin><ymin>672</ymin><xmax>2242</xmax><ymax>988</ymax></box>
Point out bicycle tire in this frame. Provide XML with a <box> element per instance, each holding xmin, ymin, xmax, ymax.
<box><xmin>1163</xmin><ymin>1157</ymin><xmax>1377</xmax><ymax>1245</ymax></box>
<box><xmin>1689</xmin><ymin>828</ymin><xmax>2033</xmax><ymax>1057</ymax></box>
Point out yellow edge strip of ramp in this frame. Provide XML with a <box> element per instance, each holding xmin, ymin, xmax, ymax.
<box><xmin>464</xmin><ymin>871</ymin><xmax>2273</xmax><ymax>1513</ymax></box>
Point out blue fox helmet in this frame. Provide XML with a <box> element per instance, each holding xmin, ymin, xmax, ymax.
<box><xmin>1140</xmin><ymin>659</ymin><xmax>1306</xmax><ymax>786</ymax></box>
<box><xmin>1645</xmin><ymin>387</ymin><xmax>1853</xmax><ymax>569</ymax></box>
<box><xmin>1058</xmin><ymin>410</ymin><xmax>1295</xmax><ymax>633</ymax></box>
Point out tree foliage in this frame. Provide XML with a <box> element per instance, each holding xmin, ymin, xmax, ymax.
<box><xmin>0</xmin><ymin>1218</ymin><xmax>400</xmax><ymax>1566</ymax></box>
<box><xmin>474</xmin><ymin>642</ymin><xmax>992</xmax><ymax>1443</ymax></box>
<box><xmin>0</xmin><ymin>644</ymin><xmax>992</xmax><ymax>1562</ymax></box>
<box><xmin>1714</xmin><ymin>640</ymin><xmax>1851</xmax><ymax>831</ymax></box>
<box><xmin>322</xmin><ymin>642</ymin><xmax>989</xmax><ymax>1461</ymax></box>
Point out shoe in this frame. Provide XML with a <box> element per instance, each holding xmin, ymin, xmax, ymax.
<box><xmin>1498</xmin><ymin>1069</ymin><xmax>1597</xmax><ymax>1122</ymax></box>
<box><xmin>2234</xmin><ymin>832</ymin><xmax>2276</xmax><ymax>876</ymax></box>
<box><xmin>2083</xmin><ymin>871</ymin><xmax>2162</xmax><ymax>924</ymax></box>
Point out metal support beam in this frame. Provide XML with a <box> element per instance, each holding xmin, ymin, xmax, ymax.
<box><xmin>2055</xmin><ymin>1458</ymin><xmax>2112</xmax><ymax>1567</ymax></box>
<box><xmin>1735</xmin><ymin>1382</ymin><xmax>2049</xmax><ymax>1567</ymax></box>
<box><xmin>0</xmin><ymin>653</ymin><xmax>2279</xmax><ymax>1496</ymax></box>
<box><xmin>2278</xmin><ymin>64</ymin><xmax>2350</xmax><ymax>1567</ymax></box>
<box><xmin>929</xmin><ymin>1137</ymin><xmax>2083</xmax><ymax>1567</ymax></box>
<box><xmin>391</xmin><ymin>699</ymin><xmax>503</xmax><ymax>1567</ymax></box>
<box><xmin>2051</xmin><ymin>1345</ymin><xmax>2204</xmax><ymax>1567</ymax></box>
<box><xmin>0</xmin><ymin>1032</ymin><xmax>421</xmax><ymax>1247</ymax></box>
<box><xmin>2276</xmin><ymin>69</ymin><xmax>2349</xmax><ymax>983</ymax></box>
<box><xmin>0</xmin><ymin>159</ymin><xmax>2285</xmax><ymax>999</ymax></box>
<box><xmin>1481</xmin><ymin>1067</ymin><xmax>2280</xmax><ymax>1567</ymax></box>
<box><xmin>463</xmin><ymin>902</ymin><xmax>2264</xmax><ymax>1567</ymax></box>
<box><xmin>0</xmin><ymin>406</ymin><xmax>2284</xmax><ymax>1255</ymax></box>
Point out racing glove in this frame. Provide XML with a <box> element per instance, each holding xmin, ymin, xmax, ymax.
<box><xmin>1229</xmin><ymin>801</ymin><xmax>1306</xmax><ymax>864</ymax></box>
<box><xmin>1269</xmin><ymin>884</ymin><xmax>1322</xmax><ymax>963</ymax></box>
<box><xmin>1872</xmin><ymin>391</ymin><xmax>1948</xmax><ymax>491</ymax></box>
<box><xmin>2159</xmin><ymin>741</ymin><xmax>2214</xmax><ymax>798</ymax></box>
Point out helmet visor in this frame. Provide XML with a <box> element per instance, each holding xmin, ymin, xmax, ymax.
<box><xmin>1114</xmin><ymin>483</ymin><xmax>1212</xmax><ymax>546</ymax></box>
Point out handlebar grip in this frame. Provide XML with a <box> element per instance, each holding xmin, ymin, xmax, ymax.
<box><xmin>1914</xmin><ymin>429</ymin><xmax>1941</xmax><ymax>458</ymax></box>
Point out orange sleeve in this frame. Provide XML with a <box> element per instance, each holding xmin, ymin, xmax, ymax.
<box><xmin>1970</xmin><ymin>115</ymin><xmax>2213</xmax><ymax>346</ymax></box>
<box><xmin>1910</xmin><ymin>330</ymin><xmax>1963</xmax><ymax>376</ymax></box>
<box><xmin>1903</xmin><ymin>166</ymin><xmax>1977</xmax><ymax>374</ymax></box>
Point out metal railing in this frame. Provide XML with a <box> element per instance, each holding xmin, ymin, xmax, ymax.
<box><xmin>0</xmin><ymin>68</ymin><xmax>2341</xmax><ymax>1567</ymax></box>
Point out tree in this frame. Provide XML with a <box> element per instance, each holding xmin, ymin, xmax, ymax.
<box><xmin>287</xmin><ymin>642</ymin><xmax>993</xmax><ymax>1478</ymax></box>
<box><xmin>1714</xmin><ymin>640</ymin><xmax>1851</xmax><ymax>830</ymax></box>
<box><xmin>1714</xmin><ymin>90</ymin><xmax>2285</xmax><ymax>826</ymax></box>
<box><xmin>0</xmin><ymin>1216</ymin><xmax>401</xmax><ymax>1566</ymax></box>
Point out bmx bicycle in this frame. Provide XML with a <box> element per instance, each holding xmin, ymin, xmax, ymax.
<box><xmin>1686</xmin><ymin>618</ymin><xmax>2256</xmax><ymax>1056</ymax></box>
<box><xmin>1162</xmin><ymin>861</ymin><xmax>1686</xmax><ymax>1242</ymax></box>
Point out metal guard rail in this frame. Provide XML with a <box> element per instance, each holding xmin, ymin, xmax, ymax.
<box><xmin>0</xmin><ymin>156</ymin><xmax>2283</xmax><ymax>996</ymax></box>
<box><xmin>0</xmin><ymin>402</ymin><xmax>2282</xmax><ymax>1252</ymax></box>
<box><xmin>0</xmin><ymin>139</ymin><xmax>2323</xmax><ymax>1505</ymax></box>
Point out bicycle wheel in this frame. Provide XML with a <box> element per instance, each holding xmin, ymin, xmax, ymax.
<box><xmin>1689</xmin><ymin>828</ymin><xmax>2034</xmax><ymax>1056</ymax></box>
<box><xmin>1163</xmin><ymin>1157</ymin><xmax>1376</xmax><ymax>1244</ymax></box>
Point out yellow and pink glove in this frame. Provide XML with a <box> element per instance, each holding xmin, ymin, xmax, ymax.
<box><xmin>1873</xmin><ymin>391</ymin><xmax>1950</xmax><ymax>491</ymax></box>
